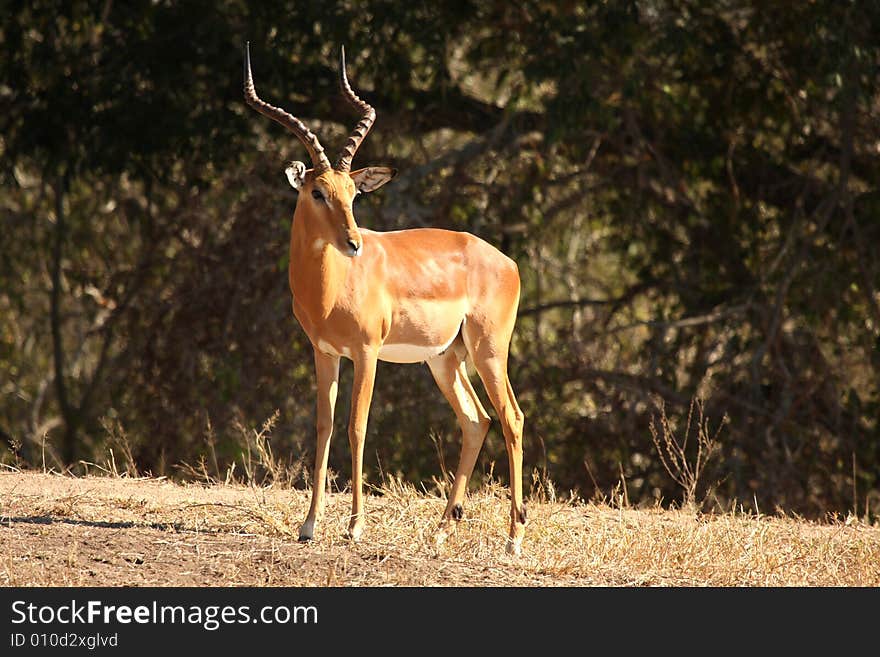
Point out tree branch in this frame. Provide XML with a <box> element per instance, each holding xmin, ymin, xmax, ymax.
<box><xmin>519</xmin><ymin>296</ymin><xmax>623</xmax><ymax>318</ymax></box>
<box><xmin>601</xmin><ymin>304</ymin><xmax>751</xmax><ymax>335</ymax></box>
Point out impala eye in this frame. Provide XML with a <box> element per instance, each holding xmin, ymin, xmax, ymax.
<box><xmin>311</xmin><ymin>189</ymin><xmax>324</xmax><ymax>201</ymax></box>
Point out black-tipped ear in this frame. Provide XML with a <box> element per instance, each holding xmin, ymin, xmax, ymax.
<box><xmin>350</xmin><ymin>166</ymin><xmax>397</xmax><ymax>193</ymax></box>
<box><xmin>285</xmin><ymin>161</ymin><xmax>307</xmax><ymax>190</ymax></box>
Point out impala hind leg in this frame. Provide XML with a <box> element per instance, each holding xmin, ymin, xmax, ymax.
<box><xmin>464</xmin><ymin>335</ymin><xmax>526</xmax><ymax>554</ymax></box>
<box><xmin>477</xmin><ymin>362</ymin><xmax>525</xmax><ymax>555</ymax></box>
<box><xmin>300</xmin><ymin>350</ymin><xmax>340</xmax><ymax>541</ymax></box>
<box><xmin>427</xmin><ymin>343</ymin><xmax>491</xmax><ymax>546</ymax></box>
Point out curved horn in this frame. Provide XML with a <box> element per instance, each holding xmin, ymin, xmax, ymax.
<box><xmin>335</xmin><ymin>46</ymin><xmax>377</xmax><ymax>172</ymax></box>
<box><xmin>243</xmin><ymin>42</ymin><xmax>331</xmax><ymax>174</ymax></box>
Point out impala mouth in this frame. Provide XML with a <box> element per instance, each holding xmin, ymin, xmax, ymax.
<box><xmin>345</xmin><ymin>239</ymin><xmax>362</xmax><ymax>257</ymax></box>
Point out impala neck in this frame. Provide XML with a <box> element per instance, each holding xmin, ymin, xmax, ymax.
<box><xmin>289</xmin><ymin>207</ymin><xmax>351</xmax><ymax>320</ymax></box>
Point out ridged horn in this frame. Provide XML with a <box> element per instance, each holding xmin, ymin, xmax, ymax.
<box><xmin>335</xmin><ymin>46</ymin><xmax>376</xmax><ymax>172</ymax></box>
<box><xmin>243</xmin><ymin>42</ymin><xmax>331</xmax><ymax>173</ymax></box>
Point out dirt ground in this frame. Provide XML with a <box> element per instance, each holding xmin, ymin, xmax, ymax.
<box><xmin>2</xmin><ymin>471</ymin><xmax>878</xmax><ymax>586</ymax></box>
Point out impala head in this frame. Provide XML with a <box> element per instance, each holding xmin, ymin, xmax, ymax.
<box><xmin>244</xmin><ymin>43</ymin><xmax>396</xmax><ymax>257</ymax></box>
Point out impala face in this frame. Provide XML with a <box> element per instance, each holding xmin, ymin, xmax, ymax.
<box><xmin>245</xmin><ymin>42</ymin><xmax>527</xmax><ymax>556</ymax></box>
<box><xmin>285</xmin><ymin>162</ymin><xmax>396</xmax><ymax>258</ymax></box>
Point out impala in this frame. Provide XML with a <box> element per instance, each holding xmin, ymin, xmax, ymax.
<box><xmin>244</xmin><ymin>44</ymin><xmax>526</xmax><ymax>554</ymax></box>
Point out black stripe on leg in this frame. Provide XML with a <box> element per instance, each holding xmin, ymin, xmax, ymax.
<box><xmin>518</xmin><ymin>503</ymin><xmax>527</xmax><ymax>524</ymax></box>
<box><xmin>452</xmin><ymin>503</ymin><xmax>463</xmax><ymax>521</ymax></box>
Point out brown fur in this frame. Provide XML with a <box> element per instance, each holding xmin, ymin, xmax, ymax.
<box><xmin>289</xmin><ymin>167</ymin><xmax>526</xmax><ymax>552</ymax></box>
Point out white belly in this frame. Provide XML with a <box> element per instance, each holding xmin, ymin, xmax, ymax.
<box><xmin>378</xmin><ymin>332</ymin><xmax>458</xmax><ymax>364</ymax></box>
<box><xmin>316</xmin><ymin>339</ymin><xmax>351</xmax><ymax>359</ymax></box>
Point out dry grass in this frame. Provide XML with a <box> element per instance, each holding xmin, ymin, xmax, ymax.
<box><xmin>1</xmin><ymin>470</ymin><xmax>878</xmax><ymax>587</ymax></box>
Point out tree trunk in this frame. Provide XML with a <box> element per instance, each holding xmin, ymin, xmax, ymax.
<box><xmin>50</xmin><ymin>171</ymin><xmax>78</xmax><ymax>465</ymax></box>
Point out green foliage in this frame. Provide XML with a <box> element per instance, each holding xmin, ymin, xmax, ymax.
<box><xmin>1</xmin><ymin>1</ymin><xmax>878</xmax><ymax>518</ymax></box>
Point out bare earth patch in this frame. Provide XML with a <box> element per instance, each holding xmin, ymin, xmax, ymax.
<box><xmin>1</xmin><ymin>471</ymin><xmax>877</xmax><ymax>586</ymax></box>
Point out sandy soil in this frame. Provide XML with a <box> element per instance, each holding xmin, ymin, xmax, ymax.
<box><xmin>2</xmin><ymin>471</ymin><xmax>878</xmax><ymax>586</ymax></box>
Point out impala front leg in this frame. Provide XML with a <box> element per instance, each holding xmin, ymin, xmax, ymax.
<box><xmin>299</xmin><ymin>349</ymin><xmax>340</xmax><ymax>542</ymax></box>
<box><xmin>346</xmin><ymin>349</ymin><xmax>378</xmax><ymax>541</ymax></box>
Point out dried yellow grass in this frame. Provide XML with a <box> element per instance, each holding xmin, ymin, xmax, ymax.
<box><xmin>0</xmin><ymin>471</ymin><xmax>877</xmax><ymax>586</ymax></box>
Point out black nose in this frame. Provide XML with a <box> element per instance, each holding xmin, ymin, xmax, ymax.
<box><xmin>347</xmin><ymin>239</ymin><xmax>361</xmax><ymax>253</ymax></box>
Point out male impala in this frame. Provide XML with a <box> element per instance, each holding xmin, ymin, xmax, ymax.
<box><xmin>244</xmin><ymin>44</ymin><xmax>526</xmax><ymax>554</ymax></box>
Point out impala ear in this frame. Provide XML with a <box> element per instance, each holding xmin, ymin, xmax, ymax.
<box><xmin>285</xmin><ymin>161</ymin><xmax>307</xmax><ymax>190</ymax></box>
<box><xmin>350</xmin><ymin>166</ymin><xmax>397</xmax><ymax>193</ymax></box>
